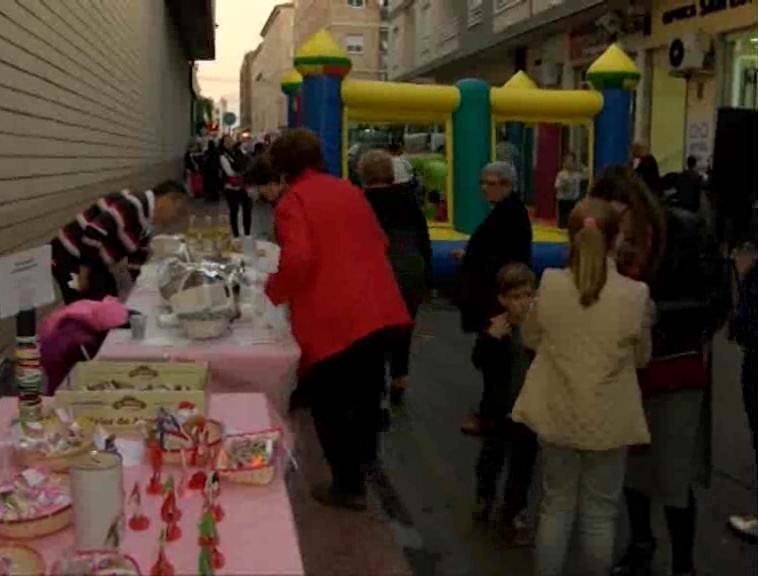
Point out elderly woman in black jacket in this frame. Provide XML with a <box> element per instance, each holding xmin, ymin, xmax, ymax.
<box><xmin>357</xmin><ymin>149</ymin><xmax>431</xmax><ymax>404</ymax></box>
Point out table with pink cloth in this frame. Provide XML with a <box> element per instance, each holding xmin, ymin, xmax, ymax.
<box><xmin>98</xmin><ymin>271</ymin><xmax>301</xmax><ymax>417</ymax></box>
<box><xmin>0</xmin><ymin>393</ymin><xmax>304</xmax><ymax>575</ymax></box>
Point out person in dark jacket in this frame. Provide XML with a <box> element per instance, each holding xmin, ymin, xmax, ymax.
<box><xmin>455</xmin><ymin>161</ymin><xmax>533</xmax><ymax>436</ymax></box>
<box><xmin>202</xmin><ymin>140</ymin><xmax>221</xmax><ymax>202</ymax></box>
<box><xmin>728</xmin><ymin>246</ymin><xmax>757</xmax><ymax>541</ymax></box>
<box><xmin>633</xmin><ymin>141</ymin><xmax>661</xmax><ymax>197</ymax></box>
<box><xmin>673</xmin><ymin>155</ymin><xmax>703</xmax><ymax>213</ymax></box>
<box><xmin>358</xmin><ymin>149</ymin><xmax>431</xmax><ymax>404</ymax></box>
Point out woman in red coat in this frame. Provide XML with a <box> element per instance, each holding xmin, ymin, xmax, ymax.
<box><xmin>265</xmin><ymin>129</ymin><xmax>411</xmax><ymax>510</ymax></box>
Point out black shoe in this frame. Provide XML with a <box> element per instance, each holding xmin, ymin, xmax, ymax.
<box><xmin>611</xmin><ymin>540</ymin><xmax>656</xmax><ymax>576</ymax></box>
<box><xmin>310</xmin><ymin>482</ymin><xmax>367</xmax><ymax>511</ymax></box>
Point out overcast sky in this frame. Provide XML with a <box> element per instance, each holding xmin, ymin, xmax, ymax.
<box><xmin>197</xmin><ymin>0</ymin><xmax>279</xmax><ymax>116</ymax></box>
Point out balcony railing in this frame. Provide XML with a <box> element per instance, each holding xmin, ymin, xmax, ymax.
<box><xmin>468</xmin><ymin>3</ymin><xmax>483</xmax><ymax>26</ymax></box>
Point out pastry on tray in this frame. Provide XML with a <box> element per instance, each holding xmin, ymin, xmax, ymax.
<box><xmin>0</xmin><ymin>468</ymin><xmax>73</xmax><ymax>539</ymax></box>
<box><xmin>52</xmin><ymin>550</ymin><xmax>141</xmax><ymax>576</ymax></box>
<box><xmin>11</xmin><ymin>409</ymin><xmax>95</xmax><ymax>472</ymax></box>
<box><xmin>0</xmin><ymin>543</ymin><xmax>46</xmax><ymax>575</ymax></box>
<box><xmin>215</xmin><ymin>429</ymin><xmax>281</xmax><ymax>485</ymax></box>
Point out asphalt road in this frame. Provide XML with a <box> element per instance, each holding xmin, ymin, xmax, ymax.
<box><xmin>375</xmin><ymin>299</ymin><xmax>758</xmax><ymax>576</ymax></box>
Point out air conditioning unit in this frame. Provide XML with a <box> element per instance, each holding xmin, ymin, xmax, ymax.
<box><xmin>668</xmin><ymin>32</ymin><xmax>713</xmax><ymax>75</ymax></box>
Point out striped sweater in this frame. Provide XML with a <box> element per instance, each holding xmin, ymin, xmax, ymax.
<box><xmin>57</xmin><ymin>190</ymin><xmax>154</xmax><ymax>279</ymax></box>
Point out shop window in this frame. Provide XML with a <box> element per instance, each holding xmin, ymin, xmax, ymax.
<box><xmin>725</xmin><ymin>32</ymin><xmax>758</xmax><ymax>110</ymax></box>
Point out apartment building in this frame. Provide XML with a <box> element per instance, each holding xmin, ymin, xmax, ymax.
<box><xmin>0</xmin><ymin>0</ymin><xmax>214</xmax><ymax>350</ymax></box>
<box><xmin>239</xmin><ymin>49</ymin><xmax>260</xmax><ymax>131</ymax></box>
<box><xmin>246</xmin><ymin>3</ymin><xmax>295</xmax><ymax>133</ymax></box>
<box><xmin>295</xmin><ymin>0</ymin><xmax>390</xmax><ymax>80</ymax></box>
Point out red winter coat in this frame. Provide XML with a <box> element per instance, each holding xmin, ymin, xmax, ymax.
<box><xmin>265</xmin><ymin>169</ymin><xmax>411</xmax><ymax>369</ymax></box>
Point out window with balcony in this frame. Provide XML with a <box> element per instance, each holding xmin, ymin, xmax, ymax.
<box><xmin>345</xmin><ymin>34</ymin><xmax>365</xmax><ymax>54</ymax></box>
<box><xmin>347</xmin><ymin>0</ymin><xmax>364</xmax><ymax>7</ymax></box>
<box><xmin>419</xmin><ymin>4</ymin><xmax>431</xmax><ymax>52</ymax></box>
<box><xmin>468</xmin><ymin>0</ymin><xmax>483</xmax><ymax>26</ymax></box>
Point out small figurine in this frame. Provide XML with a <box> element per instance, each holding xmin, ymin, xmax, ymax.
<box><xmin>150</xmin><ymin>530</ymin><xmax>175</xmax><ymax>576</ymax></box>
<box><xmin>104</xmin><ymin>512</ymin><xmax>124</xmax><ymax>549</ymax></box>
<box><xmin>161</xmin><ymin>476</ymin><xmax>182</xmax><ymax>523</ymax></box>
<box><xmin>177</xmin><ymin>450</ymin><xmax>189</xmax><ymax>499</ymax></box>
<box><xmin>128</xmin><ymin>482</ymin><xmax>150</xmax><ymax>531</ymax></box>
<box><xmin>204</xmin><ymin>471</ymin><xmax>223</xmax><ymax>522</ymax></box>
<box><xmin>198</xmin><ymin>509</ymin><xmax>218</xmax><ymax>547</ymax></box>
<box><xmin>104</xmin><ymin>433</ymin><xmax>118</xmax><ymax>454</ymax></box>
<box><xmin>147</xmin><ymin>444</ymin><xmax>163</xmax><ymax>496</ymax></box>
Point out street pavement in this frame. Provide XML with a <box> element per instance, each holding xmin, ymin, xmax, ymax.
<box><xmin>375</xmin><ymin>299</ymin><xmax>758</xmax><ymax>576</ymax></box>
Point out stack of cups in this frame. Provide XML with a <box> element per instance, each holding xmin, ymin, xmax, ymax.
<box><xmin>15</xmin><ymin>311</ymin><xmax>43</xmax><ymax>421</ymax></box>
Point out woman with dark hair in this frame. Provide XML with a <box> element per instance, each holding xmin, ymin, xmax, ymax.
<box><xmin>265</xmin><ymin>128</ymin><xmax>411</xmax><ymax>510</ymax></box>
<box><xmin>357</xmin><ymin>149</ymin><xmax>431</xmax><ymax>404</ymax></box>
<box><xmin>591</xmin><ymin>166</ymin><xmax>725</xmax><ymax>576</ymax></box>
<box><xmin>219</xmin><ymin>135</ymin><xmax>252</xmax><ymax>237</ymax></box>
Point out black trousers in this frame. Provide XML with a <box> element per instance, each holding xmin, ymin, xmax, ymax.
<box><xmin>50</xmin><ymin>239</ymin><xmax>118</xmax><ymax>305</ymax></box>
<box><xmin>224</xmin><ymin>188</ymin><xmax>252</xmax><ymax>237</ymax></box>
<box><xmin>475</xmin><ymin>334</ymin><xmax>513</xmax><ymax>422</ymax></box>
<box><xmin>387</xmin><ymin>303</ymin><xmax>418</xmax><ymax>380</ymax></box>
<box><xmin>306</xmin><ymin>331</ymin><xmax>387</xmax><ymax>495</ymax></box>
<box><xmin>743</xmin><ymin>360</ymin><xmax>758</xmax><ymax>484</ymax></box>
<box><xmin>557</xmin><ymin>199</ymin><xmax>576</xmax><ymax>229</ymax></box>
<box><xmin>476</xmin><ymin>419</ymin><xmax>538</xmax><ymax>520</ymax></box>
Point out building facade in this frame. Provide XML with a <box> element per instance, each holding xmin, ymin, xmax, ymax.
<box><xmin>0</xmin><ymin>0</ymin><xmax>214</xmax><ymax>350</ymax></box>
<box><xmin>295</xmin><ymin>0</ymin><xmax>390</xmax><ymax>80</ymax></box>
<box><xmin>639</xmin><ymin>0</ymin><xmax>757</xmax><ymax>173</ymax></box>
<box><xmin>248</xmin><ymin>3</ymin><xmax>295</xmax><ymax>133</ymax></box>
<box><xmin>239</xmin><ymin>49</ymin><xmax>260</xmax><ymax>131</ymax></box>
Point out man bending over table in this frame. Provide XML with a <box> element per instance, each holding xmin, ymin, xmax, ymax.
<box><xmin>50</xmin><ymin>180</ymin><xmax>188</xmax><ymax>304</ymax></box>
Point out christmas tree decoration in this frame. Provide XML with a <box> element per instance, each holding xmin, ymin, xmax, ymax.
<box><xmin>188</xmin><ymin>469</ymin><xmax>207</xmax><ymax>491</ymax></box>
<box><xmin>211</xmin><ymin>546</ymin><xmax>225</xmax><ymax>570</ymax></box>
<box><xmin>197</xmin><ymin>546</ymin><xmax>214</xmax><ymax>576</ymax></box>
<box><xmin>147</xmin><ymin>444</ymin><xmax>163</xmax><ymax>496</ymax></box>
<box><xmin>150</xmin><ymin>530</ymin><xmax>175</xmax><ymax>576</ymax></box>
<box><xmin>197</xmin><ymin>509</ymin><xmax>218</xmax><ymax>548</ymax></box>
<box><xmin>127</xmin><ymin>482</ymin><xmax>150</xmax><ymax>531</ymax></box>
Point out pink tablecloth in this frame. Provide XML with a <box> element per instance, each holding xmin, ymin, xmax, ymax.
<box><xmin>0</xmin><ymin>394</ymin><xmax>304</xmax><ymax>575</ymax></box>
<box><xmin>98</xmin><ymin>288</ymin><xmax>301</xmax><ymax>417</ymax></box>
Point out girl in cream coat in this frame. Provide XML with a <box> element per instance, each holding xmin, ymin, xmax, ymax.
<box><xmin>512</xmin><ymin>198</ymin><xmax>652</xmax><ymax>576</ymax></box>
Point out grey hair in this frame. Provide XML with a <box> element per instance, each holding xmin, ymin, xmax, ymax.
<box><xmin>481</xmin><ymin>161</ymin><xmax>518</xmax><ymax>188</ymax></box>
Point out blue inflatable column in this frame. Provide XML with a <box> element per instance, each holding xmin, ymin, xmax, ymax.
<box><xmin>453</xmin><ymin>79</ymin><xmax>492</xmax><ymax>235</ymax></box>
<box><xmin>294</xmin><ymin>31</ymin><xmax>352</xmax><ymax>177</ymax></box>
<box><xmin>586</xmin><ymin>44</ymin><xmax>641</xmax><ymax>174</ymax></box>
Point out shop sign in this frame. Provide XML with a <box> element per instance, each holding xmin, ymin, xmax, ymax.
<box><xmin>662</xmin><ymin>0</ymin><xmax>753</xmax><ymax>25</ymax></box>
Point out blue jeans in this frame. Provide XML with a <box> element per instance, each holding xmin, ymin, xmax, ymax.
<box><xmin>536</xmin><ymin>444</ymin><xmax>628</xmax><ymax>576</ymax></box>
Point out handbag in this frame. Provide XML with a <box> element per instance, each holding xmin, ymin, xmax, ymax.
<box><xmin>637</xmin><ymin>349</ymin><xmax>709</xmax><ymax>398</ymax></box>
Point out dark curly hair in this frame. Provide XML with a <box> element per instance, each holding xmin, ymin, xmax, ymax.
<box><xmin>589</xmin><ymin>164</ymin><xmax>666</xmax><ymax>282</ymax></box>
<box><xmin>268</xmin><ymin>128</ymin><xmax>324</xmax><ymax>181</ymax></box>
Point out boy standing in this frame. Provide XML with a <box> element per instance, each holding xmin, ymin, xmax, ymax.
<box><xmin>473</xmin><ymin>263</ymin><xmax>537</xmax><ymax>546</ymax></box>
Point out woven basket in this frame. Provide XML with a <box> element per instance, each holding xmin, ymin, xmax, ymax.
<box><xmin>14</xmin><ymin>418</ymin><xmax>96</xmax><ymax>473</ymax></box>
<box><xmin>215</xmin><ymin>429</ymin><xmax>280</xmax><ymax>486</ymax></box>
<box><xmin>180</xmin><ymin>317</ymin><xmax>229</xmax><ymax>340</ymax></box>
<box><xmin>0</xmin><ymin>505</ymin><xmax>73</xmax><ymax>540</ymax></box>
<box><xmin>51</xmin><ymin>550</ymin><xmax>142</xmax><ymax>575</ymax></box>
<box><xmin>0</xmin><ymin>543</ymin><xmax>46</xmax><ymax>575</ymax></box>
<box><xmin>158</xmin><ymin>419</ymin><xmax>224</xmax><ymax>465</ymax></box>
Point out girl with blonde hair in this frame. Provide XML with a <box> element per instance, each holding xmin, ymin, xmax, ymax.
<box><xmin>512</xmin><ymin>198</ymin><xmax>653</xmax><ymax>576</ymax></box>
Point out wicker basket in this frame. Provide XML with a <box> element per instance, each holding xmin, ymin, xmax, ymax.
<box><xmin>0</xmin><ymin>505</ymin><xmax>73</xmax><ymax>540</ymax></box>
<box><xmin>153</xmin><ymin>419</ymin><xmax>224</xmax><ymax>466</ymax></box>
<box><xmin>51</xmin><ymin>550</ymin><xmax>142</xmax><ymax>575</ymax></box>
<box><xmin>14</xmin><ymin>418</ymin><xmax>96</xmax><ymax>473</ymax></box>
<box><xmin>215</xmin><ymin>429</ymin><xmax>280</xmax><ymax>486</ymax></box>
<box><xmin>0</xmin><ymin>543</ymin><xmax>46</xmax><ymax>575</ymax></box>
<box><xmin>179</xmin><ymin>317</ymin><xmax>230</xmax><ymax>340</ymax></box>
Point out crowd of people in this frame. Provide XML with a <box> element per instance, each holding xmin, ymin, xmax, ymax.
<box><xmin>45</xmin><ymin>126</ymin><xmax>755</xmax><ymax>576</ymax></box>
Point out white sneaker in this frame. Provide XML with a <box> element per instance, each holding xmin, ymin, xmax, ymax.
<box><xmin>728</xmin><ymin>514</ymin><xmax>758</xmax><ymax>541</ymax></box>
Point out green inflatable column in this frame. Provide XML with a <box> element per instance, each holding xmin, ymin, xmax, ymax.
<box><xmin>453</xmin><ymin>79</ymin><xmax>492</xmax><ymax>235</ymax></box>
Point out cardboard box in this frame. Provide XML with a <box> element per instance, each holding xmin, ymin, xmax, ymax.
<box><xmin>55</xmin><ymin>360</ymin><xmax>208</xmax><ymax>431</ymax></box>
